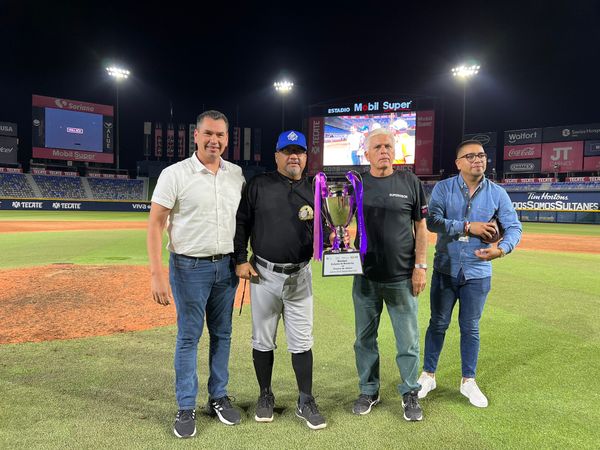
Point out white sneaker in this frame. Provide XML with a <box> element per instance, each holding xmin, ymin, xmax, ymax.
<box><xmin>417</xmin><ymin>372</ymin><xmax>436</xmax><ymax>399</ymax></box>
<box><xmin>460</xmin><ymin>379</ymin><xmax>488</xmax><ymax>408</ymax></box>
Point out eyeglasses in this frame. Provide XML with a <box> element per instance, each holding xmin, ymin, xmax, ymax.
<box><xmin>457</xmin><ymin>152</ymin><xmax>487</xmax><ymax>162</ymax></box>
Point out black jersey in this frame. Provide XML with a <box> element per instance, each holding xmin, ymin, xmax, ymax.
<box><xmin>356</xmin><ymin>170</ymin><xmax>427</xmax><ymax>282</ymax></box>
<box><xmin>234</xmin><ymin>171</ymin><xmax>314</xmax><ymax>264</ymax></box>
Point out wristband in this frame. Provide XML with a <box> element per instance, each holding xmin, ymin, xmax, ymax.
<box><xmin>498</xmin><ymin>247</ymin><xmax>506</xmax><ymax>258</ymax></box>
<box><xmin>414</xmin><ymin>264</ymin><xmax>428</xmax><ymax>270</ymax></box>
<box><xmin>464</xmin><ymin>221</ymin><xmax>471</xmax><ymax>234</ymax></box>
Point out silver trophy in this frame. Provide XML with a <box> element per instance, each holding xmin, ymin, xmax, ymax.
<box><xmin>314</xmin><ymin>172</ymin><xmax>365</xmax><ymax>277</ymax></box>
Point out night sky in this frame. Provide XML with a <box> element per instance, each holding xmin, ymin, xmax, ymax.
<box><xmin>3</xmin><ymin>1</ymin><xmax>600</xmax><ymax>173</ymax></box>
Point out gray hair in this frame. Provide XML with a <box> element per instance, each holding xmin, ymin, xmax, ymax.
<box><xmin>365</xmin><ymin>127</ymin><xmax>395</xmax><ymax>150</ymax></box>
<box><xmin>196</xmin><ymin>110</ymin><xmax>229</xmax><ymax>129</ymax></box>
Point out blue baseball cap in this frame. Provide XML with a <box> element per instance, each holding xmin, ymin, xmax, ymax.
<box><xmin>276</xmin><ymin>130</ymin><xmax>307</xmax><ymax>152</ymax></box>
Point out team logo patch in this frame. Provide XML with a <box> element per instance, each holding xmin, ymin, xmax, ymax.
<box><xmin>298</xmin><ymin>205</ymin><xmax>314</xmax><ymax>221</ymax></box>
<box><xmin>287</xmin><ymin>131</ymin><xmax>298</xmax><ymax>141</ymax></box>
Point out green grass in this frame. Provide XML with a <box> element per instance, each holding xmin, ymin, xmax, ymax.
<box><xmin>521</xmin><ymin>222</ymin><xmax>600</xmax><ymax>236</ymax></box>
<box><xmin>0</xmin><ymin>219</ymin><xmax>599</xmax><ymax>448</ymax></box>
<box><xmin>0</xmin><ymin>210</ymin><xmax>148</xmax><ymax>222</ymax></box>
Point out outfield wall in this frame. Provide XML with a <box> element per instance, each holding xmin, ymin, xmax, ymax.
<box><xmin>0</xmin><ymin>198</ymin><xmax>151</xmax><ymax>212</ymax></box>
<box><xmin>507</xmin><ymin>191</ymin><xmax>600</xmax><ymax>224</ymax></box>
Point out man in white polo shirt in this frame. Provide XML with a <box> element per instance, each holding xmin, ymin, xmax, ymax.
<box><xmin>147</xmin><ymin>110</ymin><xmax>245</xmax><ymax>439</ymax></box>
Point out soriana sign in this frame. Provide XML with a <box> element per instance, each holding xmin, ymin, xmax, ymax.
<box><xmin>541</xmin><ymin>141</ymin><xmax>584</xmax><ymax>172</ymax></box>
<box><xmin>503</xmin><ymin>143</ymin><xmax>542</xmax><ymax>160</ymax></box>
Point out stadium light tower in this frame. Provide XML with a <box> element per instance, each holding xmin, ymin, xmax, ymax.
<box><xmin>274</xmin><ymin>80</ymin><xmax>293</xmax><ymax>131</ymax></box>
<box><xmin>452</xmin><ymin>63</ymin><xmax>480</xmax><ymax>138</ymax></box>
<box><xmin>106</xmin><ymin>66</ymin><xmax>130</xmax><ymax>170</ymax></box>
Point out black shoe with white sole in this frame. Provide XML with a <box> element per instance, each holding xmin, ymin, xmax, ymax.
<box><xmin>352</xmin><ymin>392</ymin><xmax>380</xmax><ymax>415</ymax></box>
<box><xmin>255</xmin><ymin>391</ymin><xmax>275</xmax><ymax>422</ymax></box>
<box><xmin>207</xmin><ymin>396</ymin><xmax>241</xmax><ymax>425</ymax></box>
<box><xmin>173</xmin><ymin>409</ymin><xmax>196</xmax><ymax>438</ymax></box>
<box><xmin>402</xmin><ymin>390</ymin><xmax>423</xmax><ymax>421</ymax></box>
<box><xmin>295</xmin><ymin>396</ymin><xmax>327</xmax><ymax>430</ymax></box>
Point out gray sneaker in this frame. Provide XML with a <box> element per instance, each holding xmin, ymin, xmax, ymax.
<box><xmin>255</xmin><ymin>391</ymin><xmax>275</xmax><ymax>422</ymax></box>
<box><xmin>208</xmin><ymin>396</ymin><xmax>241</xmax><ymax>425</ymax></box>
<box><xmin>173</xmin><ymin>409</ymin><xmax>196</xmax><ymax>438</ymax></box>
<box><xmin>295</xmin><ymin>396</ymin><xmax>327</xmax><ymax>430</ymax></box>
<box><xmin>402</xmin><ymin>390</ymin><xmax>423</xmax><ymax>421</ymax></box>
<box><xmin>352</xmin><ymin>392</ymin><xmax>380</xmax><ymax>415</ymax></box>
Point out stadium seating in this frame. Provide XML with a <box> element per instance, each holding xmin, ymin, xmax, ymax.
<box><xmin>0</xmin><ymin>173</ymin><xmax>36</xmax><ymax>198</ymax></box>
<box><xmin>32</xmin><ymin>175</ymin><xmax>87</xmax><ymax>199</ymax></box>
<box><xmin>87</xmin><ymin>178</ymin><xmax>144</xmax><ymax>200</ymax></box>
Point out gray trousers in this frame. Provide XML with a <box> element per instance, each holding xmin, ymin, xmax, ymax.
<box><xmin>250</xmin><ymin>256</ymin><xmax>314</xmax><ymax>353</ymax></box>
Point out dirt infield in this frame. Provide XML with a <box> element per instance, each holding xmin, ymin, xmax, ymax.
<box><xmin>0</xmin><ymin>220</ymin><xmax>596</xmax><ymax>345</ymax></box>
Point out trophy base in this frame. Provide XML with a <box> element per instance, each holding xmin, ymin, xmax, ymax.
<box><xmin>322</xmin><ymin>250</ymin><xmax>363</xmax><ymax>277</ymax></box>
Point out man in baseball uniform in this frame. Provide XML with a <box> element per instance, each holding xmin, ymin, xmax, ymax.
<box><xmin>234</xmin><ymin>130</ymin><xmax>326</xmax><ymax>430</ymax></box>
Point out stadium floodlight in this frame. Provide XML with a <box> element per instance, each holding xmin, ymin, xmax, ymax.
<box><xmin>106</xmin><ymin>66</ymin><xmax>130</xmax><ymax>170</ymax></box>
<box><xmin>274</xmin><ymin>80</ymin><xmax>294</xmax><ymax>130</ymax></box>
<box><xmin>452</xmin><ymin>63</ymin><xmax>480</xmax><ymax>138</ymax></box>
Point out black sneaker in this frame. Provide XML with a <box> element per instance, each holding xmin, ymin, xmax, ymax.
<box><xmin>295</xmin><ymin>396</ymin><xmax>327</xmax><ymax>430</ymax></box>
<box><xmin>255</xmin><ymin>391</ymin><xmax>275</xmax><ymax>422</ymax></box>
<box><xmin>352</xmin><ymin>392</ymin><xmax>380</xmax><ymax>415</ymax></box>
<box><xmin>208</xmin><ymin>396</ymin><xmax>241</xmax><ymax>425</ymax></box>
<box><xmin>402</xmin><ymin>390</ymin><xmax>423</xmax><ymax>421</ymax></box>
<box><xmin>173</xmin><ymin>409</ymin><xmax>196</xmax><ymax>438</ymax></box>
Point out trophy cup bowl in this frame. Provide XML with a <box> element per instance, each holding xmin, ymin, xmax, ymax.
<box><xmin>322</xmin><ymin>183</ymin><xmax>355</xmax><ymax>252</ymax></box>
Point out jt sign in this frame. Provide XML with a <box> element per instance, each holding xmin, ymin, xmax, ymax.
<box><xmin>541</xmin><ymin>141</ymin><xmax>583</xmax><ymax>172</ymax></box>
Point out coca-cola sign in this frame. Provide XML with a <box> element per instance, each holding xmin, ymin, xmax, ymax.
<box><xmin>504</xmin><ymin>143</ymin><xmax>542</xmax><ymax>160</ymax></box>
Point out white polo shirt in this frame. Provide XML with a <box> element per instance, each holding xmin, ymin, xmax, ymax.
<box><xmin>151</xmin><ymin>154</ymin><xmax>245</xmax><ymax>257</ymax></box>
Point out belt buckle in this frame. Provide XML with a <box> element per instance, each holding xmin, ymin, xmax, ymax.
<box><xmin>211</xmin><ymin>254</ymin><xmax>221</xmax><ymax>262</ymax></box>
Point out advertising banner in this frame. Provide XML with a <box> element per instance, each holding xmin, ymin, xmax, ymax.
<box><xmin>503</xmin><ymin>143</ymin><xmax>542</xmax><ymax>160</ymax></box>
<box><xmin>252</xmin><ymin>128</ymin><xmax>261</xmax><ymax>162</ymax></box>
<box><xmin>503</xmin><ymin>159</ymin><xmax>541</xmax><ymax>174</ymax></box>
<box><xmin>143</xmin><ymin>122</ymin><xmax>151</xmax><ymax>157</ymax></box>
<box><xmin>504</xmin><ymin>128</ymin><xmax>542</xmax><ymax>145</ymax></box>
<box><xmin>32</xmin><ymin>147</ymin><xmax>114</xmax><ymax>163</ymax></box>
<box><xmin>0</xmin><ymin>199</ymin><xmax>151</xmax><ymax>212</ymax></box>
<box><xmin>243</xmin><ymin>128</ymin><xmax>251</xmax><ymax>161</ymax></box>
<box><xmin>463</xmin><ymin>131</ymin><xmax>496</xmax><ymax>148</ymax></box>
<box><xmin>541</xmin><ymin>141</ymin><xmax>584</xmax><ymax>172</ymax></box>
<box><xmin>188</xmin><ymin>124</ymin><xmax>196</xmax><ymax>156</ymax></box>
<box><xmin>543</xmin><ymin>123</ymin><xmax>600</xmax><ymax>142</ymax></box>
<box><xmin>0</xmin><ymin>121</ymin><xmax>17</xmax><ymax>137</ymax></box>
<box><xmin>177</xmin><ymin>124</ymin><xmax>186</xmax><ymax>158</ymax></box>
<box><xmin>414</xmin><ymin>110</ymin><xmax>435</xmax><ymax>175</ymax></box>
<box><xmin>0</xmin><ymin>136</ymin><xmax>18</xmax><ymax>164</ymax></box>
<box><xmin>583</xmin><ymin>156</ymin><xmax>600</xmax><ymax>171</ymax></box>
<box><xmin>166</xmin><ymin>123</ymin><xmax>175</xmax><ymax>158</ymax></box>
<box><xmin>307</xmin><ymin>117</ymin><xmax>324</xmax><ymax>175</ymax></box>
<box><xmin>232</xmin><ymin>127</ymin><xmax>241</xmax><ymax>160</ymax></box>
<box><xmin>584</xmin><ymin>140</ymin><xmax>600</xmax><ymax>157</ymax></box>
<box><xmin>154</xmin><ymin>123</ymin><xmax>163</xmax><ymax>158</ymax></box>
<box><xmin>32</xmin><ymin>95</ymin><xmax>114</xmax><ymax>116</ymax></box>
<box><xmin>507</xmin><ymin>191</ymin><xmax>600</xmax><ymax>212</ymax></box>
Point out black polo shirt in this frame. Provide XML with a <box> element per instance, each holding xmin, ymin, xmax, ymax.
<box><xmin>356</xmin><ymin>170</ymin><xmax>427</xmax><ymax>282</ymax></box>
<box><xmin>234</xmin><ymin>171</ymin><xmax>314</xmax><ymax>264</ymax></box>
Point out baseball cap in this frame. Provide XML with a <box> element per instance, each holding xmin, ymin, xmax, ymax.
<box><xmin>276</xmin><ymin>130</ymin><xmax>307</xmax><ymax>152</ymax></box>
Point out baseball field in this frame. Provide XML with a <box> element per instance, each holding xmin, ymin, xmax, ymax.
<box><xmin>0</xmin><ymin>210</ymin><xmax>598</xmax><ymax>449</ymax></box>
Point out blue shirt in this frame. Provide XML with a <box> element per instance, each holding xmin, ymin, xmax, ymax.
<box><xmin>427</xmin><ymin>174</ymin><xmax>522</xmax><ymax>280</ymax></box>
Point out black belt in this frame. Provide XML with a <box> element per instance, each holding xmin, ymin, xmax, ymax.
<box><xmin>255</xmin><ymin>258</ymin><xmax>308</xmax><ymax>275</ymax></box>
<box><xmin>180</xmin><ymin>253</ymin><xmax>228</xmax><ymax>262</ymax></box>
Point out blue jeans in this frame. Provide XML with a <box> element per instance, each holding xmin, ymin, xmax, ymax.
<box><xmin>424</xmin><ymin>270</ymin><xmax>491</xmax><ymax>378</ymax></box>
<box><xmin>169</xmin><ymin>253</ymin><xmax>238</xmax><ymax>410</ymax></box>
<box><xmin>352</xmin><ymin>275</ymin><xmax>420</xmax><ymax>396</ymax></box>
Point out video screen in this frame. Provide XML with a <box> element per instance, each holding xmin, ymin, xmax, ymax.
<box><xmin>45</xmin><ymin>108</ymin><xmax>104</xmax><ymax>152</ymax></box>
<box><xmin>323</xmin><ymin>112</ymin><xmax>416</xmax><ymax>166</ymax></box>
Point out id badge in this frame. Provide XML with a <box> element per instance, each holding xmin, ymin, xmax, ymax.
<box><xmin>458</xmin><ymin>235</ymin><xmax>470</xmax><ymax>242</ymax></box>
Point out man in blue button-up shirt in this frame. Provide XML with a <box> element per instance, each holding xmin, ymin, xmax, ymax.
<box><xmin>418</xmin><ymin>140</ymin><xmax>522</xmax><ymax>408</ymax></box>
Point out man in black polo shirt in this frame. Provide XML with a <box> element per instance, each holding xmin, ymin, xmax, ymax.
<box><xmin>234</xmin><ymin>130</ymin><xmax>326</xmax><ymax>430</ymax></box>
<box><xmin>351</xmin><ymin>127</ymin><xmax>428</xmax><ymax>421</ymax></box>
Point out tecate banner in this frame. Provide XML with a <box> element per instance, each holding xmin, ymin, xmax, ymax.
<box><xmin>0</xmin><ymin>121</ymin><xmax>18</xmax><ymax>137</ymax></box>
<box><xmin>507</xmin><ymin>191</ymin><xmax>600</xmax><ymax>212</ymax></box>
<box><xmin>541</xmin><ymin>141</ymin><xmax>584</xmax><ymax>172</ymax></box>
<box><xmin>503</xmin><ymin>158</ymin><xmax>541</xmax><ymax>174</ymax></box>
<box><xmin>0</xmin><ymin>136</ymin><xmax>18</xmax><ymax>164</ymax></box>
<box><xmin>463</xmin><ymin>132</ymin><xmax>497</xmax><ymax>148</ymax></box>
<box><xmin>0</xmin><ymin>199</ymin><xmax>151</xmax><ymax>212</ymax></box>
<box><xmin>503</xmin><ymin>143</ymin><xmax>542</xmax><ymax>160</ymax></box>
<box><xmin>543</xmin><ymin>123</ymin><xmax>600</xmax><ymax>143</ymax></box>
<box><xmin>504</xmin><ymin>128</ymin><xmax>542</xmax><ymax>145</ymax></box>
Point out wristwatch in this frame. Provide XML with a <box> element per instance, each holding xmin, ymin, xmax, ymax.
<box><xmin>414</xmin><ymin>264</ymin><xmax>428</xmax><ymax>270</ymax></box>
